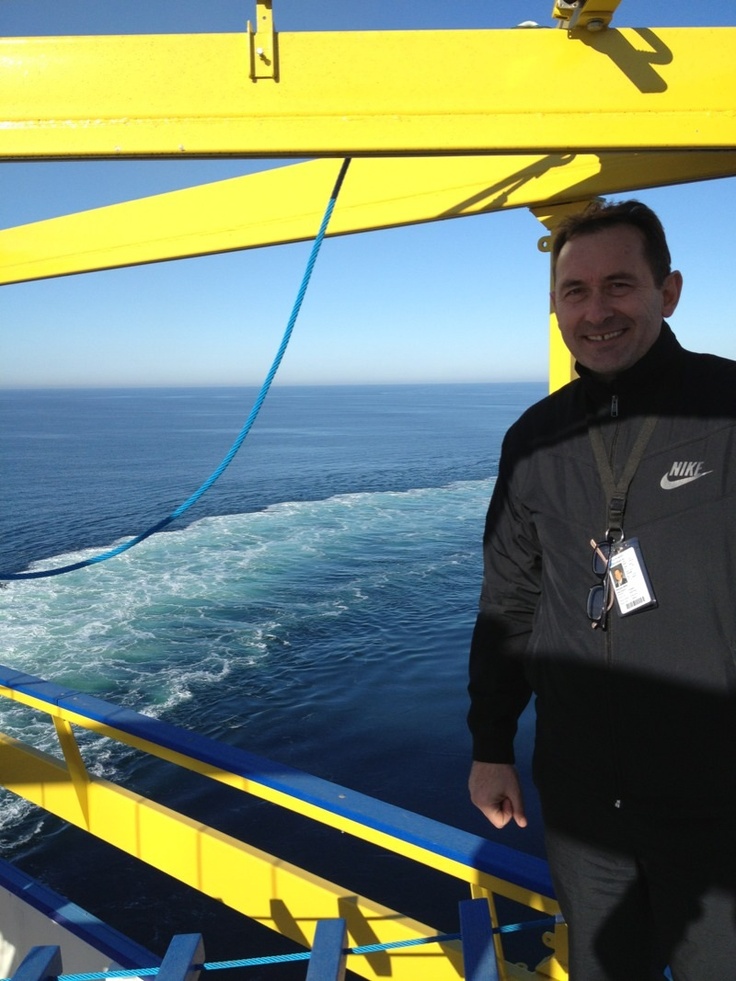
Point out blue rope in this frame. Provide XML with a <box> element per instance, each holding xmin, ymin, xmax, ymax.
<box><xmin>1</xmin><ymin>159</ymin><xmax>352</xmax><ymax>582</ymax></box>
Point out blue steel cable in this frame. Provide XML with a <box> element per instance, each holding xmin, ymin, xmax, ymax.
<box><xmin>1</xmin><ymin>158</ymin><xmax>352</xmax><ymax>582</ymax></box>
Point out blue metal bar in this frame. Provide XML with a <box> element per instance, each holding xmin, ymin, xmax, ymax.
<box><xmin>305</xmin><ymin>919</ymin><xmax>347</xmax><ymax>981</ymax></box>
<box><xmin>157</xmin><ymin>936</ymin><xmax>204</xmax><ymax>981</ymax></box>
<box><xmin>10</xmin><ymin>948</ymin><xmax>62</xmax><ymax>981</ymax></box>
<box><xmin>459</xmin><ymin>899</ymin><xmax>500</xmax><ymax>981</ymax></box>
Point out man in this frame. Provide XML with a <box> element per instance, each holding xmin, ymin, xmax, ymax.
<box><xmin>467</xmin><ymin>199</ymin><xmax>736</xmax><ymax>979</ymax></box>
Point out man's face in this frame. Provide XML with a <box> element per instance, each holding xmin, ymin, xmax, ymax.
<box><xmin>552</xmin><ymin>224</ymin><xmax>682</xmax><ymax>380</ymax></box>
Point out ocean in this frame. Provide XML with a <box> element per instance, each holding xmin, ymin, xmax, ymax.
<box><xmin>0</xmin><ymin>383</ymin><xmax>546</xmax><ymax>969</ymax></box>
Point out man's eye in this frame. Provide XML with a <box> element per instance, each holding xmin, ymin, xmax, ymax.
<box><xmin>609</xmin><ymin>282</ymin><xmax>633</xmax><ymax>295</ymax></box>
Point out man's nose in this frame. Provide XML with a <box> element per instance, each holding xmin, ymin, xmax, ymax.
<box><xmin>583</xmin><ymin>288</ymin><xmax>614</xmax><ymax>324</ymax></box>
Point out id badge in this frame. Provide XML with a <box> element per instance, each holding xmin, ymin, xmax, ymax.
<box><xmin>608</xmin><ymin>537</ymin><xmax>657</xmax><ymax>617</ymax></box>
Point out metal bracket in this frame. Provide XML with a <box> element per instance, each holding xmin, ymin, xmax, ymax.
<box><xmin>247</xmin><ymin>0</ymin><xmax>277</xmax><ymax>80</ymax></box>
<box><xmin>537</xmin><ymin>916</ymin><xmax>569</xmax><ymax>979</ymax></box>
<box><xmin>552</xmin><ymin>0</ymin><xmax>621</xmax><ymax>32</ymax></box>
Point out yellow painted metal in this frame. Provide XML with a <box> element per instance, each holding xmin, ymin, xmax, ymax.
<box><xmin>0</xmin><ymin>732</ymin><xmax>464</xmax><ymax>980</ymax></box>
<box><xmin>1</xmin><ymin>27</ymin><xmax>735</xmax><ymax>159</ymax></box>
<box><xmin>2</xmin><ymin>152</ymin><xmax>736</xmax><ymax>285</ymax></box>
<box><xmin>548</xmin><ymin>317</ymin><xmax>577</xmax><ymax>392</ymax></box>
<box><xmin>247</xmin><ymin>0</ymin><xmax>277</xmax><ymax>80</ymax></box>
<box><xmin>537</xmin><ymin>920</ymin><xmax>570</xmax><ymax>980</ymax></box>
<box><xmin>51</xmin><ymin>717</ymin><xmax>91</xmax><ymax>823</ymax></box>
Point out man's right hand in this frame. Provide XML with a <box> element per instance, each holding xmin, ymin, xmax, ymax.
<box><xmin>468</xmin><ymin>760</ymin><xmax>527</xmax><ymax>829</ymax></box>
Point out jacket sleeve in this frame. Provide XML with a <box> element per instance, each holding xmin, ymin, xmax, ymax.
<box><xmin>468</xmin><ymin>431</ymin><xmax>540</xmax><ymax>763</ymax></box>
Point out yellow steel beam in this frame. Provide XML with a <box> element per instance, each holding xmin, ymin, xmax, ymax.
<box><xmin>0</xmin><ymin>28</ymin><xmax>734</xmax><ymax>159</ymax></box>
<box><xmin>2</xmin><ymin>151</ymin><xmax>736</xmax><ymax>285</ymax></box>
<box><xmin>0</xmin><ymin>732</ymin><xmax>465</xmax><ymax>981</ymax></box>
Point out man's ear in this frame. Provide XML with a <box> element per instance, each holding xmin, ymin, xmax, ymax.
<box><xmin>662</xmin><ymin>270</ymin><xmax>683</xmax><ymax>318</ymax></box>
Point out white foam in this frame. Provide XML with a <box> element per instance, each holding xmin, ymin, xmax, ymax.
<box><xmin>0</xmin><ymin>478</ymin><xmax>494</xmax><ymax>790</ymax></box>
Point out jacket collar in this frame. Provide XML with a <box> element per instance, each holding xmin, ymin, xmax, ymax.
<box><xmin>576</xmin><ymin>322</ymin><xmax>684</xmax><ymax>416</ymax></box>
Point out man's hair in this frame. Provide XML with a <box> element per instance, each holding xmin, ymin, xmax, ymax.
<box><xmin>551</xmin><ymin>199</ymin><xmax>672</xmax><ymax>287</ymax></box>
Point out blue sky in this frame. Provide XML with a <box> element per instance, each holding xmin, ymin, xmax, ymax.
<box><xmin>2</xmin><ymin>0</ymin><xmax>734</xmax><ymax>388</ymax></box>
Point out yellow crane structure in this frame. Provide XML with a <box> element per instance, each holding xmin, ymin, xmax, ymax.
<box><xmin>1</xmin><ymin>0</ymin><xmax>735</xmax><ymax>391</ymax></box>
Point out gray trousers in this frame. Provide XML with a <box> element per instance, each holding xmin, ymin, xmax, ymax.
<box><xmin>541</xmin><ymin>792</ymin><xmax>736</xmax><ymax>981</ymax></box>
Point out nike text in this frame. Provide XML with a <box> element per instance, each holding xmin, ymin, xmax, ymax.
<box><xmin>660</xmin><ymin>461</ymin><xmax>713</xmax><ymax>490</ymax></box>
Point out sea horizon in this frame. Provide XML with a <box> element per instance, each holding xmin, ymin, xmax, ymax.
<box><xmin>0</xmin><ymin>378</ymin><xmax>547</xmax><ymax>392</ymax></box>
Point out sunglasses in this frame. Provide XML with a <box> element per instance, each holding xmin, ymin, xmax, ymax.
<box><xmin>587</xmin><ymin>538</ymin><xmax>615</xmax><ymax>630</ymax></box>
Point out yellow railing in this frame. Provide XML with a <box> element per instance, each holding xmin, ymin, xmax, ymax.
<box><xmin>0</xmin><ymin>667</ymin><xmax>566</xmax><ymax>980</ymax></box>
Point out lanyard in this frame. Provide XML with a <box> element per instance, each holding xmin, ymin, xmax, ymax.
<box><xmin>588</xmin><ymin>416</ymin><xmax>658</xmax><ymax>540</ymax></box>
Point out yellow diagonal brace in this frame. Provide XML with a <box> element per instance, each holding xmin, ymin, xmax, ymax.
<box><xmin>2</xmin><ymin>151</ymin><xmax>736</xmax><ymax>285</ymax></box>
<box><xmin>0</xmin><ymin>28</ymin><xmax>734</xmax><ymax>158</ymax></box>
<box><xmin>52</xmin><ymin>716</ymin><xmax>91</xmax><ymax>824</ymax></box>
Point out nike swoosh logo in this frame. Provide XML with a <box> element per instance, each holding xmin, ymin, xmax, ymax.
<box><xmin>660</xmin><ymin>470</ymin><xmax>713</xmax><ymax>490</ymax></box>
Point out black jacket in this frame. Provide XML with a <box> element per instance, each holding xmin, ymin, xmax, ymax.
<box><xmin>468</xmin><ymin>324</ymin><xmax>736</xmax><ymax>812</ymax></box>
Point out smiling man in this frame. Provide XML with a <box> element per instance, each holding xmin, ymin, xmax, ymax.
<box><xmin>553</xmin><ymin>220</ymin><xmax>682</xmax><ymax>380</ymax></box>
<box><xmin>467</xmin><ymin>200</ymin><xmax>736</xmax><ymax>980</ymax></box>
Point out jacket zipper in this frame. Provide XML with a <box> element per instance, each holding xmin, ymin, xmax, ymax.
<box><xmin>607</xmin><ymin>390</ymin><xmax>624</xmax><ymax>808</ymax></box>
<box><xmin>605</xmin><ymin>625</ymin><xmax>624</xmax><ymax>809</ymax></box>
